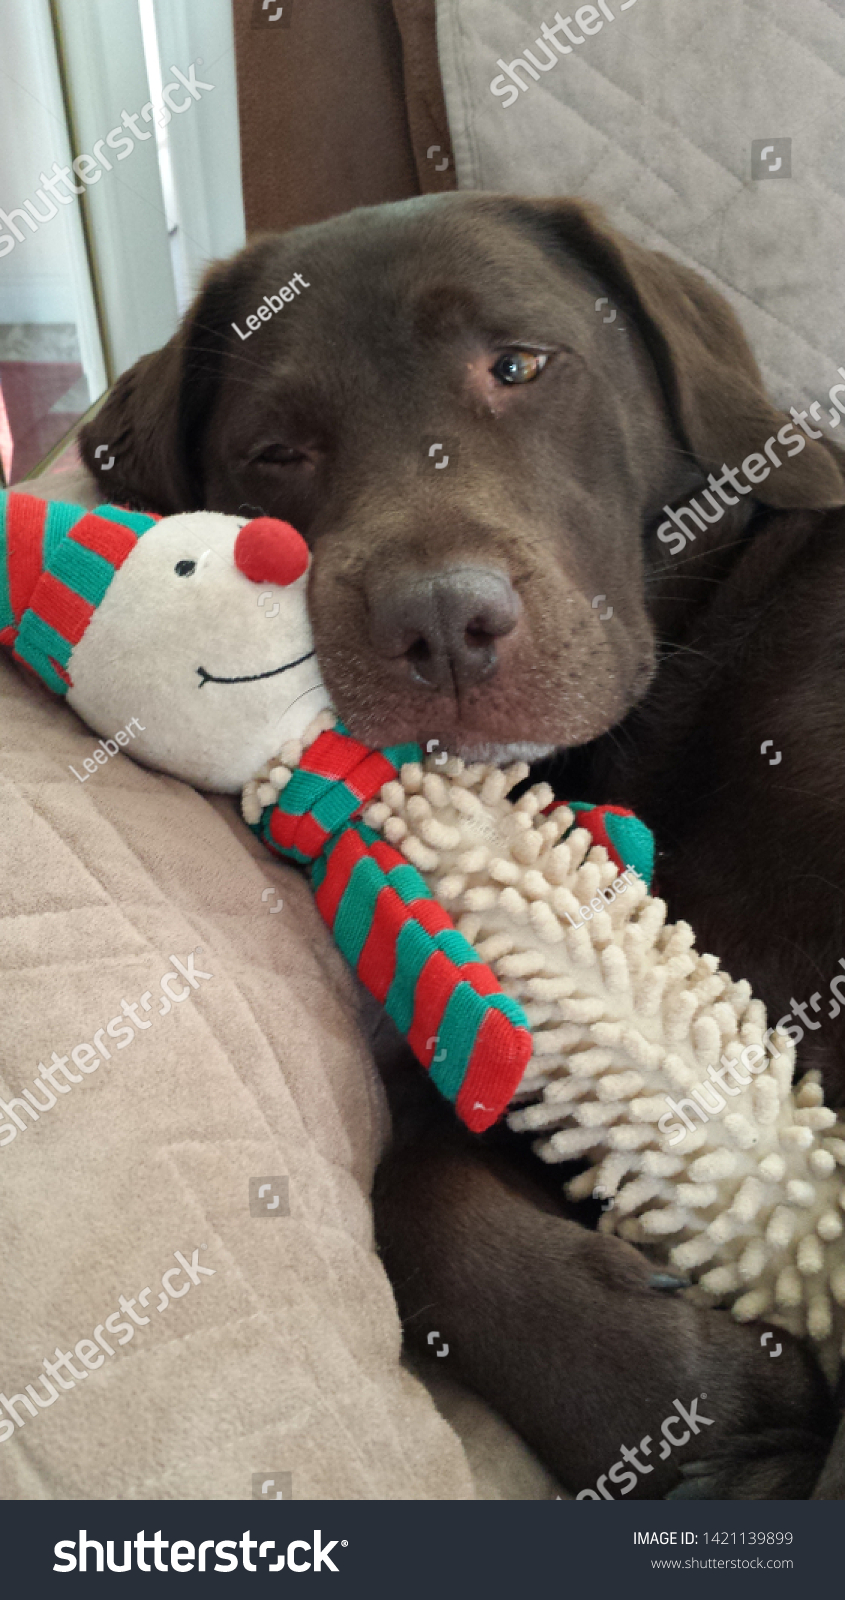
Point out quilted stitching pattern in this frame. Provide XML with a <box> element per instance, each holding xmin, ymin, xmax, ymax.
<box><xmin>436</xmin><ymin>0</ymin><xmax>845</xmax><ymax>414</ymax></box>
<box><xmin>0</xmin><ymin>656</ymin><xmax>476</xmax><ymax>1500</ymax></box>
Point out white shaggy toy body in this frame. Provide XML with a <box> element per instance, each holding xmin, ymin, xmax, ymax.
<box><xmin>327</xmin><ymin>751</ymin><xmax>845</xmax><ymax>1376</ymax></box>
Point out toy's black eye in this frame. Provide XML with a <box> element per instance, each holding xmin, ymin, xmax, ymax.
<box><xmin>491</xmin><ymin>350</ymin><xmax>549</xmax><ymax>385</ymax></box>
<box><xmin>174</xmin><ymin>560</ymin><xmax>196</xmax><ymax>577</ymax></box>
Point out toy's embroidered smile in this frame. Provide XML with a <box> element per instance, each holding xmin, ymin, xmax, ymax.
<box><xmin>196</xmin><ymin>649</ymin><xmax>316</xmax><ymax>688</ymax></box>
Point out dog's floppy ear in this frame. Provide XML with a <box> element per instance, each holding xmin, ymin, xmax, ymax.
<box><xmin>80</xmin><ymin>331</ymin><xmax>196</xmax><ymax>513</ymax></box>
<box><xmin>519</xmin><ymin>198</ymin><xmax>845</xmax><ymax>511</ymax></box>
<box><xmin>79</xmin><ymin>248</ymin><xmax>264</xmax><ymax>514</ymax></box>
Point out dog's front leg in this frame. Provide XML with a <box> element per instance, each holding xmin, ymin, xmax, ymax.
<box><xmin>371</xmin><ymin>1041</ymin><xmax>834</xmax><ymax>1499</ymax></box>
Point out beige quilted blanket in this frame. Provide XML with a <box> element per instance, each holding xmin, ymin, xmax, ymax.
<box><xmin>436</xmin><ymin>0</ymin><xmax>845</xmax><ymax>419</ymax></box>
<box><xmin>0</xmin><ymin>466</ymin><xmax>561</xmax><ymax>1500</ymax></box>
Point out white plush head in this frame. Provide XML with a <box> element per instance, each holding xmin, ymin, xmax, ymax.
<box><xmin>2</xmin><ymin>496</ymin><xmax>331</xmax><ymax>792</ymax></box>
<box><xmin>69</xmin><ymin>511</ymin><xmax>331</xmax><ymax>791</ymax></box>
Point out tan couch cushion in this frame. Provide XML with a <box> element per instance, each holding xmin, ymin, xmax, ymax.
<box><xmin>0</xmin><ymin>651</ymin><xmax>478</xmax><ymax>1498</ymax></box>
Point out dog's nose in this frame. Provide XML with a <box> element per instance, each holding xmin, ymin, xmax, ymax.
<box><xmin>367</xmin><ymin>566</ymin><xmax>521</xmax><ymax>692</ymax></box>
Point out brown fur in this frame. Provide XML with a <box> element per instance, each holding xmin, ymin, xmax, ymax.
<box><xmin>81</xmin><ymin>194</ymin><xmax>845</xmax><ymax>1497</ymax></box>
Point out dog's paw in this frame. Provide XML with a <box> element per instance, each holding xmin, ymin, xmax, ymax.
<box><xmin>665</xmin><ymin>1429</ymin><xmax>831</xmax><ymax>1500</ymax></box>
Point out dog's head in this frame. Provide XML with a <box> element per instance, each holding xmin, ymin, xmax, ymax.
<box><xmin>82</xmin><ymin>195</ymin><xmax>844</xmax><ymax>762</ymax></box>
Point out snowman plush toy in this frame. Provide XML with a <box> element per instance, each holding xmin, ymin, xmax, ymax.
<box><xmin>0</xmin><ymin>495</ymin><xmax>326</xmax><ymax>792</ymax></box>
<box><xmin>0</xmin><ymin>492</ymin><xmax>541</xmax><ymax>1129</ymax></box>
<box><xmin>8</xmin><ymin>491</ymin><xmax>845</xmax><ymax>1370</ymax></box>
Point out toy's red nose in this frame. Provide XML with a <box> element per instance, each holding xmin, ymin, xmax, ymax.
<box><xmin>234</xmin><ymin>517</ymin><xmax>309</xmax><ymax>587</ymax></box>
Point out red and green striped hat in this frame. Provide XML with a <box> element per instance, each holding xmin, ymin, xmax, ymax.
<box><xmin>0</xmin><ymin>490</ymin><xmax>159</xmax><ymax>695</ymax></box>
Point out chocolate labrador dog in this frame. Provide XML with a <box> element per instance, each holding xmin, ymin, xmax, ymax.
<box><xmin>81</xmin><ymin>193</ymin><xmax>845</xmax><ymax>1499</ymax></box>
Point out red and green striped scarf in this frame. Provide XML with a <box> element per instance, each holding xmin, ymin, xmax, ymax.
<box><xmin>253</xmin><ymin>722</ymin><xmax>654</xmax><ymax>1133</ymax></box>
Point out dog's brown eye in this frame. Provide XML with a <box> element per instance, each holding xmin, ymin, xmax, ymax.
<box><xmin>253</xmin><ymin>444</ymin><xmax>306</xmax><ymax>466</ymax></box>
<box><xmin>491</xmin><ymin>350</ymin><xmax>549</xmax><ymax>385</ymax></box>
